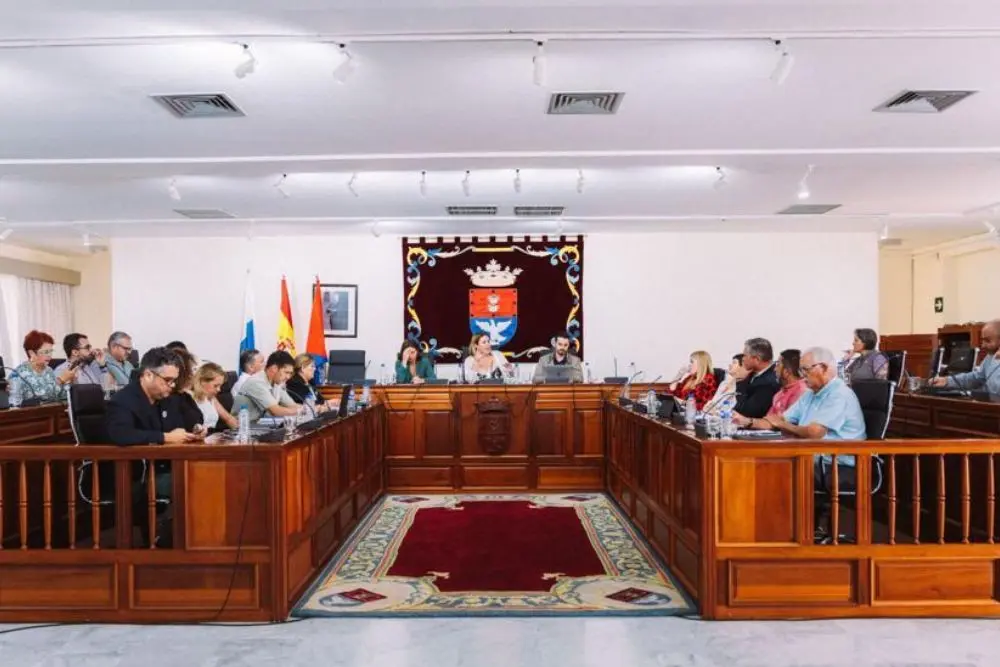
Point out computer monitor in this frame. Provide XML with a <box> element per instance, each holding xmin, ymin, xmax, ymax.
<box><xmin>947</xmin><ymin>346</ymin><xmax>977</xmax><ymax>374</ymax></box>
<box><xmin>336</xmin><ymin>384</ymin><xmax>353</xmax><ymax>417</ymax></box>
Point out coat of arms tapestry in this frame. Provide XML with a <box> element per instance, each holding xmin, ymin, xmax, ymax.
<box><xmin>402</xmin><ymin>236</ymin><xmax>584</xmax><ymax>363</ymax></box>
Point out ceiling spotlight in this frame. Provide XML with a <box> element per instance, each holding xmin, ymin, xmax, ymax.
<box><xmin>770</xmin><ymin>39</ymin><xmax>794</xmax><ymax>85</ymax></box>
<box><xmin>346</xmin><ymin>173</ymin><xmax>359</xmax><ymax>197</ymax></box>
<box><xmin>167</xmin><ymin>178</ymin><xmax>181</xmax><ymax>201</ymax></box>
<box><xmin>532</xmin><ymin>41</ymin><xmax>547</xmax><ymax>86</ymax></box>
<box><xmin>513</xmin><ymin>169</ymin><xmax>522</xmax><ymax>194</ymax></box>
<box><xmin>370</xmin><ymin>220</ymin><xmax>381</xmax><ymax>238</ymax></box>
<box><xmin>333</xmin><ymin>44</ymin><xmax>355</xmax><ymax>84</ymax></box>
<box><xmin>985</xmin><ymin>220</ymin><xmax>999</xmax><ymax>236</ymax></box>
<box><xmin>234</xmin><ymin>43</ymin><xmax>257</xmax><ymax>79</ymax></box>
<box><xmin>576</xmin><ymin>169</ymin><xmax>585</xmax><ymax>195</ymax></box>
<box><xmin>0</xmin><ymin>228</ymin><xmax>12</xmax><ymax>242</ymax></box>
<box><xmin>419</xmin><ymin>171</ymin><xmax>428</xmax><ymax>197</ymax></box>
<box><xmin>797</xmin><ymin>164</ymin><xmax>814</xmax><ymax>200</ymax></box>
<box><xmin>274</xmin><ymin>173</ymin><xmax>291</xmax><ymax>198</ymax></box>
<box><xmin>462</xmin><ymin>170</ymin><xmax>471</xmax><ymax>197</ymax></box>
<box><xmin>714</xmin><ymin>166</ymin><xmax>727</xmax><ymax>190</ymax></box>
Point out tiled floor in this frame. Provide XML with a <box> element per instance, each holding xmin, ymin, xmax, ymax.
<box><xmin>0</xmin><ymin>616</ymin><xmax>993</xmax><ymax>667</ymax></box>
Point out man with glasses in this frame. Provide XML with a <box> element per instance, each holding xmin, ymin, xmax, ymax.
<box><xmin>54</xmin><ymin>333</ymin><xmax>110</xmax><ymax>385</ymax></box>
<box><xmin>105</xmin><ymin>331</ymin><xmax>136</xmax><ymax>386</ymax></box>
<box><xmin>733</xmin><ymin>337</ymin><xmax>781</xmax><ymax>419</ymax></box>
<box><xmin>106</xmin><ymin>347</ymin><xmax>202</xmax><ymax>446</ymax></box>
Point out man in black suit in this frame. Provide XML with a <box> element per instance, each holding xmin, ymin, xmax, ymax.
<box><xmin>734</xmin><ymin>337</ymin><xmax>781</xmax><ymax>419</ymax></box>
<box><xmin>106</xmin><ymin>347</ymin><xmax>201</xmax><ymax>446</ymax></box>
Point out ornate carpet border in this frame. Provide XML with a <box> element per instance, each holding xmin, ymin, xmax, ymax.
<box><xmin>291</xmin><ymin>493</ymin><xmax>696</xmax><ymax>618</ymax></box>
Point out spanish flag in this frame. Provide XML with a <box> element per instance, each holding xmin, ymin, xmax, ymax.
<box><xmin>276</xmin><ymin>276</ymin><xmax>296</xmax><ymax>355</ymax></box>
<box><xmin>305</xmin><ymin>277</ymin><xmax>328</xmax><ymax>385</ymax></box>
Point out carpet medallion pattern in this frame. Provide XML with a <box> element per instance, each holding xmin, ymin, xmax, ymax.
<box><xmin>293</xmin><ymin>494</ymin><xmax>693</xmax><ymax>617</ymax></box>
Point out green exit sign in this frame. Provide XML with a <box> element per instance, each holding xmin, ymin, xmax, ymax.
<box><xmin>934</xmin><ymin>297</ymin><xmax>944</xmax><ymax>313</ymax></box>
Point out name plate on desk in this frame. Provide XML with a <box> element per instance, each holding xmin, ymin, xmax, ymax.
<box><xmin>476</xmin><ymin>397</ymin><xmax>511</xmax><ymax>455</ymax></box>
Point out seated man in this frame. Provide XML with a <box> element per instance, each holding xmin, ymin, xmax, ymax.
<box><xmin>104</xmin><ymin>331</ymin><xmax>136</xmax><ymax>387</ymax></box>
<box><xmin>235</xmin><ymin>350</ymin><xmax>303</xmax><ymax>422</ymax></box>
<box><xmin>532</xmin><ymin>332</ymin><xmax>584</xmax><ymax>383</ymax></box>
<box><xmin>733</xmin><ymin>337</ymin><xmax>781</xmax><ymax>419</ymax></box>
<box><xmin>106</xmin><ymin>346</ymin><xmax>201</xmax><ymax>446</ymax></box>
<box><xmin>735</xmin><ymin>349</ymin><xmax>807</xmax><ymax>430</ymax></box>
<box><xmin>55</xmin><ymin>333</ymin><xmax>110</xmax><ymax>386</ymax></box>
<box><xmin>930</xmin><ymin>319</ymin><xmax>1000</xmax><ymax>398</ymax></box>
<box><xmin>764</xmin><ymin>346</ymin><xmax>866</xmax><ymax>540</ymax></box>
<box><xmin>233</xmin><ymin>348</ymin><xmax>264</xmax><ymax>395</ymax></box>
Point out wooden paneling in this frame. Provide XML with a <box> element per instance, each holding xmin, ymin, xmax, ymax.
<box><xmin>0</xmin><ymin>405</ymin><xmax>74</xmax><ymax>445</ymax></box>
<box><xmin>461</xmin><ymin>466</ymin><xmax>530</xmax><ymax>489</ymax></box>
<box><xmin>536</xmin><ymin>466</ymin><xmax>602</xmax><ymax>489</ymax></box>
<box><xmin>531</xmin><ymin>410</ymin><xmax>564</xmax><ymax>456</ymax></box>
<box><xmin>0</xmin><ymin>565</ymin><xmax>115</xmax><ymax>608</ymax></box>
<box><xmin>387</xmin><ymin>466</ymin><xmax>453</xmax><ymax>489</ymax></box>
<box><xmin>132</xmin><ymin>564</ymin><xmax>258</xmax><ymax>609</ymax></box>
<box><xmin>424</xmin><ymin>411</ymin><xmax>456</xmax><ymax>457</ymax></box>
<box><xmin>889</xmin><ymin>394</ymin><xmax>1000</xmax><ymax>440</ymax></box>
<box><xmin>873</xmin><ymin>560</ymin><xmax>998</xmax><ymax>604</ymax></box>
<box><xmin>728</xmin><ymin>561</ymin><xmax>856</xmax><ymax>606</ymax></box>
<box><xmin>881</xmin><ymin>333</ymin><xmax>937</xmax><ymax>380</ymax></box>
<box><xmin>186</xmin><ymin>461</ymin><xmax>270</xmax><ymax>549</ymax></box>
<box><xmin>716</xmin><ymin>458</ymin><xmax>797</xmax><ymax>545</ymax></box>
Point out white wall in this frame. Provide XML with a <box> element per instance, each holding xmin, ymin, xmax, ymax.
<box><xmin>878</xmin><ymin>251</ymin><xmax>913</xmax><ymax>335</ymax></box>
<box><xmin>111</xmin><ymin>231</ymin><xmax>879</xmax><ymax>379</ymax></box>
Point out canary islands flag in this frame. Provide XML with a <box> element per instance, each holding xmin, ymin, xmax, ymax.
<box><xmin>306</xmin><ymin>277</ymin><xmax>328</xmax><ymax>385</ymax></box>
<box><xmin>239</xmin><ymin>271</ymin><xmax>256</xmax><ymax>366</ymax></box>
<box><xmin>276</xmin><ymin>276</ymin><xmax>296</xmax><ymax>355</ymax></box>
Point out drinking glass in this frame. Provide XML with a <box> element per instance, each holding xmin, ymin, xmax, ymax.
<box><xmin>283</xmin><ymin>416</ymin><xmax>297</xmax><ymax>433</ymax></box>
<box><xmin>706</xmin><ymin>415</ymin><xmax>722</xmax><ymax>439</ymax></box>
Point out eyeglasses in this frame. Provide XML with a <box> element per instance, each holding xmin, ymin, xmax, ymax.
<box><xmin>75</xmin><ymin>344</ymin><xmax>92</xmax><ymax>351</ymax></box>
<box><xmin>798</xmin><ymin>363</ymin><xmax>825</xmax><ymax>377</ymax></box>
<box><xmin>151</xmin><ymin>370</ymin><xmax>178</xmax><ymax>387</ymax></box>
<box><xmin>114</xmin><ymin>343</ymin><xmax>133</xmax><ymax>353</ymax></box>
<box><xmin>36</xmin><ymin>348</ymin><xmax>54</xmax><ymax>357</ymax></box>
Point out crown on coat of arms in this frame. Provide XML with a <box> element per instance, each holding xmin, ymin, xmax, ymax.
<box><xmin>464</xmin><ymin>259</ymin><xmax>523</xmax><ymax>287</ymax></box>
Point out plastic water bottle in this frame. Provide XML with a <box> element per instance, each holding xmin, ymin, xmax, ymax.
<box><xmin>720</xmin><ymin>407</ymin><xmax>733</xmax><ymax>438</ymax></box>
<box><xmin>360</xmin><ymin>384</ymin><xmax>371</xmax><ymax>407</ymax></box>
<box><xmin>347</xmin><ymin>390</ymin><xmax>357</xmax><ymax>415</ymax></box>
<box><xmin>305</xmin><ymin>394</ymin><xmax>316</xmax><ymax>417</ymax></box>
<box><xmin>684</xmin><ymin>394</ymin><xmax>697</xmax><ymax>426</ymax></box>
<box><xmin>646</xmin><ymin>389</ymin><xmax>657</xmax><ymax>415</ymax></box>
<box><xmin>583</xmin><ymin>362</ymin><xmax>592</xmax><ymax>384</ymax></box>
<box><xmin>9</xmin><ymin>376</ymin><xmax>22</xmax><ymax>409</ymax></box>
<box><xmin>237</xmin><ymin>406</ymin><xmax>250</xmax><ymax>443</ymax></box>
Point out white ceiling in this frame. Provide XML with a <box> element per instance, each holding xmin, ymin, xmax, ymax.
<box><xmin>2</xmin><ymin>1</ymin><xmax>1000</xmax><ymax>253</ymax></box>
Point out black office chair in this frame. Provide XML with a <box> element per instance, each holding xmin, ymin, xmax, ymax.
<box><xmin>127</xmin><ymin>349</ymin><xmax>139</xmax><ymax>367</ymax></box>
<box><xmin>68</xmin><ymin>385</ymin><xmax>116</xmax><ymax>513</ymax></box>
<box><xmin>217</xmin><ymin>370</ymin><xmax>238</xmax><ymax>413</ymax></box>
<box><xmin>48</xmin><ymin>358</ymin><xmax>66</xmax><ymax>370</ymax></box>
<box><xmin>712</xmin><ymin>367</ymin><xmax>726</xmax><ymax>387</ymax></box>
<box><xmin>0</xmin><ymin>354</ymin><xmax>6</xmax><ymax>392</ymax></box>
<box><xmin>885</xmin><ymin>350</ymin><xmax>907</xmax><ymax>387</ymax></box>
<box><xmin>327</xmin><ymin>350</ymin><xmax>366</xmax><ymax>384</ymax></box>
<box><xmin>946</xmin><ymin>345</ymin><xmax>977</xmax><ymax>374</ymax></box>
<box><xmin>815</xmin><ymin>380</ymin><xmax>893</xmax><ymax>544</ymax></box>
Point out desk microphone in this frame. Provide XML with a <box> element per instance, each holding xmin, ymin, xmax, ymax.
<box><xmin>284</xmin><ymin>389</ymin><xmax>317</xmax><ymax>419</ymax></box>
<box><xmin>613</xmin><ymin>357</ymin><xmax>619</xmax><ymax>378</ymax></box>
<box><xmin>702</xmin><ymin>391</ymin><xmax>737</xmax><ymax>415</ymax></box>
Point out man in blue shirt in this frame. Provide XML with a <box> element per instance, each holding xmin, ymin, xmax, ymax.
<box><xmin>764</xmin><ymin>346</ymin><xmax>866</xmax><ymax>542</ymax></box>
<box><xmin>931</xmin><ymin>319</ymin><xmax>1000</xmax><ymax>399</ymax></box>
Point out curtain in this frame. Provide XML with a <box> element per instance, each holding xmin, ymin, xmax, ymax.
<box><xmin>0</xmin><ymin>275</ymin><xmax>74</xmax><ymax>365</ymax></box>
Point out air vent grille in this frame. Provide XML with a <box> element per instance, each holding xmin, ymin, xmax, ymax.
<box><xmin>173</xmin><ymin>209</ymin><xmax>236</xmax><ymax>219</ymax></box>
<box><xmin>777</xmin><ymin>204</ymin><xmax>842</xmax><ymax>215</ymax></box>
<box><xmin>513</xmin><ymin>206</ymin><xmax>565</xmax><ymax>217</ymax></box>
<box><xmin>446</xmin><ymin>206</ymin><xmax>498</xmax><ymax>216</ymax></box>
<box><xmin>152</xmin><ymin>94</ymin><xmax>245</xmax><ymax>118</ymax></box>
<box><xmin>547</xmin><ymin>92</ymin><xmax>623</xmax><ymax>115</ymax></box>
<box><xmin>874</xmin><ymin>90</ymin><xmax>976</xmax><ymax>114</ymax></box>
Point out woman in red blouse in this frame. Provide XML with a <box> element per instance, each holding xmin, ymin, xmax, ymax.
<box><xmin>665</xmin><ymin>350</ymin><xmax>718</xmax><ymax>410</ymax></box>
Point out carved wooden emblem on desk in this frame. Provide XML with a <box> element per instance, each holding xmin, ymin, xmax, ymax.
<box><xmin>476</xmin><ymin>397</ymin><xmax>511</xmax><ymax>455</ymax></box>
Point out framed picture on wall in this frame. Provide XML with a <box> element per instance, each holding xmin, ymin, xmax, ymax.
<box><xmin>320</xmin><ymin>284</ymin><xmax>358</xmax><ymax>338</ymax></box>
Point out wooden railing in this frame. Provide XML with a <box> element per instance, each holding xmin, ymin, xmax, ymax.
<box><xmin>0</xmin><ymin>406</ymin><xmax>385</xmax><ymax>622</ymax></box>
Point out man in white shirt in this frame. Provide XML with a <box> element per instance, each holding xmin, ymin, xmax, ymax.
<box><xmin>55</xmin><ymin>333</ymin><xmax>110</xmax><ymax>386</ymax></box>
<box><xmin>235</xmin><ymin>350</ymin><xmax>302</xmax><ymax>422</ymax></box>
<box><xmin>232</xmin><ymin>348</ymin><xmax>264</xmax><ymax>396</ymax></box>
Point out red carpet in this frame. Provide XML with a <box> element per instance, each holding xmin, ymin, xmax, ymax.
<box><xmin>387</xmin><ymin>500</ymin><xmax>606</xmax><ymax>591</ymax></box>
<box><xmin>294</xmin><ymin>495</ymin><xmax>692</xmax><ymax>617</ymax></box>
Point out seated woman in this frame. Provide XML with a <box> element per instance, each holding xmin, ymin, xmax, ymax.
<box><xmin>165</xmin><ymin>347</ymin><xmax>205</xmax><ymax>433</ymax></box>
<box><xmin>287</xmin><ymin>354</ymin><xmax>337</xmax><ymax>413</ymax></box>
<box><xmin>189</xmin><ymin>362</ymin><xmax>238</xmax><ymax>433</ymax></box>
<box><xmin>843</xmin><ymin>328</ymin><xmax>889</xmax><ymax>382</ymax></box>
<box><xmin>10</xmin><ymin>330</ymin><xmax>77</xmax><ymax>404</ymax></box>
<box><xmin>664</xmin><ymin>350</ymin><xmax>718</xmax><ymax>411</ymax></box>
<box><xmin>462</xmin><ymin>333</ymin><xmax>511</xmax><ymax>383</ymax></box>
<box><xmin>705</xmin><ymin>353</ymin><xmax>748</xmax><ymax>410</ymax></box>
<box><xmin>395</xmin><ymin>341</ymin><xmax>436</xmax><ymax>384</ymax></box>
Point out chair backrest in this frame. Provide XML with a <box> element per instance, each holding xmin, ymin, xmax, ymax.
<box><xmin>217</xmin><ymin>370</ymin><xmax>238</xmax><ymax>413</ymax></box>
<box><xmin>712</xmin><ymin>367</ymin><xmax>726</xmax><ymax>387</ymax></box>
<box><xmin>48</xmin><ymin>358</ymin><xmax>66</xmax><ymax>370</ymax></box>
<box><xmin>850</xmin><ymin>379</ymin><xmax>894</xmax><ymax>441</ymax></box>
<box><xmin>947</xmin><ymin>345</ymin><xmax>977</xmax><ymax>374</ymax></box>
<box><xmin>885</xmin><ymin>350</ymin><xmax>906</xmax><ymax>386</ymax></box>
<box><xmin>0</xmin><ymin>355</ymin><xmax>6</xmax><ymax>392</ymax></box>
<box><xmin>327</xmin><ymin>350</ymin><xmax>366</xmax><ymax>384</ymax></box>
<box><xmin>127</xmin><ymin>349</ymin><xmax>139</xmax><ymax>367</ymax></box>
<box><xmin>67</xmin><ymin>384</ymin><xmax>111</xmax><ymax>445</ymax></box>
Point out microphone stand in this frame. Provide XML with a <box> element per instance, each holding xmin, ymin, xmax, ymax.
<box><xmin>3</xmin><ymin>366</ymin><xmax>44</xmax><ymax>407</ymax></box>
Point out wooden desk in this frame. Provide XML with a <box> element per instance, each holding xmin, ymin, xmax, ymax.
<box><xmin>322</xmin><ymin>384</ymin><xmax>663</xmax><ymax>493</ymax></box>
<box><xmin>0</xmin><ymin>404</ymin><xmax>74</xmax><ymax>444</ymax></box>
<box><xmin>605</xmin><ymin>403</ymin><xmax>1000</xmax><ymax>620</ymax></box>
<box><xmin>889</xmin><ymin>392</ymin><xmax>1000</xmax><ymax>439</ymax></box>
<box><xmin>0</xmin><ymin>406</ymin><xmax>384</xmax><ymax>623</ymax></box>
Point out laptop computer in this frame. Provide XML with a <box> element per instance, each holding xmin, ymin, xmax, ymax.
<box><xmin>542</xmin><ymin>366</ymin><xmax>575</xmax><ymax>383</ymax></box>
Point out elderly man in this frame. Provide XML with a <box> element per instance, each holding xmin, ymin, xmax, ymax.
<box><xmin>104</xmin><ymin>331</ymin><xmax>135</xmax><ymax>386</ymax></box>
<box><xmin>734</xmin><ymin>337</ymin><xmax>781</xmax><ymax>419</ymax></box>
<box><xmin>232</xmin><ymin>348</ymin><xmax>264</xmax><ymax>395</ymax></box>
<box><xmin>532</xmin><ymin>332</ymin><xmax>584</xmax><ymax>383</ymax></box>
<box><xmin>931</xmin><ymin>319</ymin><xmax>1000</xmax><ymax>398</ymax></box>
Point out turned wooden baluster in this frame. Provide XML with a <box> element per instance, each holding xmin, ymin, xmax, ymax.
<box><xmin>961</xmin><ymin>454</ymin><xmax>971</xmax><ymax>544</ymax></box>
<box><xmin>887</xmin><ymin>455</ymin><xmax>897</xmax><ymax>545</ymax></box>
<box><xmin>988</xmin><ymin>454</ymin><xmax>996</xmax><ymax>544</ymax></box>
<box><xmin>67</xmin><ymin>461</ymin><xmax>76</xmax><ymax>549</ymax></box>
<box><xmin>147</xmin><ymin>463</ymin><xmax>157</xmax><ymax>549</ymax></box>
<box><xmin>830</xmin><ymin>456</ymin><xmax>840</xmax><ymax>545</ymax></box>
<box><xmin>19</xmin><ymin>462</ymin><xmax>28</xmax><ymax>549</ymax></box>
<box><xmin>43</xmin><ymin>461</ymin><xmax>52</xmax><ymax>550</ymax></box>
<box><xmin>0</xmin><ymin>461</ymin><xmax>4</xmax><ymax>550</ymax></box>
<box><xmin>912</xmin><ymin>454</ymin><xmax>921</xmax><ymax>544</ymax></box>
<box><xmin>936</xmin><ymin>454</ymin><xmax>946</xmax><ymax>544</ymax></box>
<box><xmin>91</xmin><ymin>461</ymin><xmax>101</xmax><ymax>549</ymax></box>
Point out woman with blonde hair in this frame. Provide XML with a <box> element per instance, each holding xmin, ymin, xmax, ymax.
<box><xmin>462</xmin><ymin>333</ymin><xmax>511</xmax><ymax>383</ymax></box>
<box><xmin>665</xmin><ymin>350</ymin><xmax>719</xmax><ymax>410</ymax></box>
<box><xmin>190</xmin><ymin>362</ymin><xmax>238</xmax><ymax>432</ymax></box>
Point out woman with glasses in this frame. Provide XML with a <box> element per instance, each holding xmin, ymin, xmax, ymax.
<box><xmin>9</xmin><ymin>330</ymin><xmax>78</xmax><ymax>405</ymax></box>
